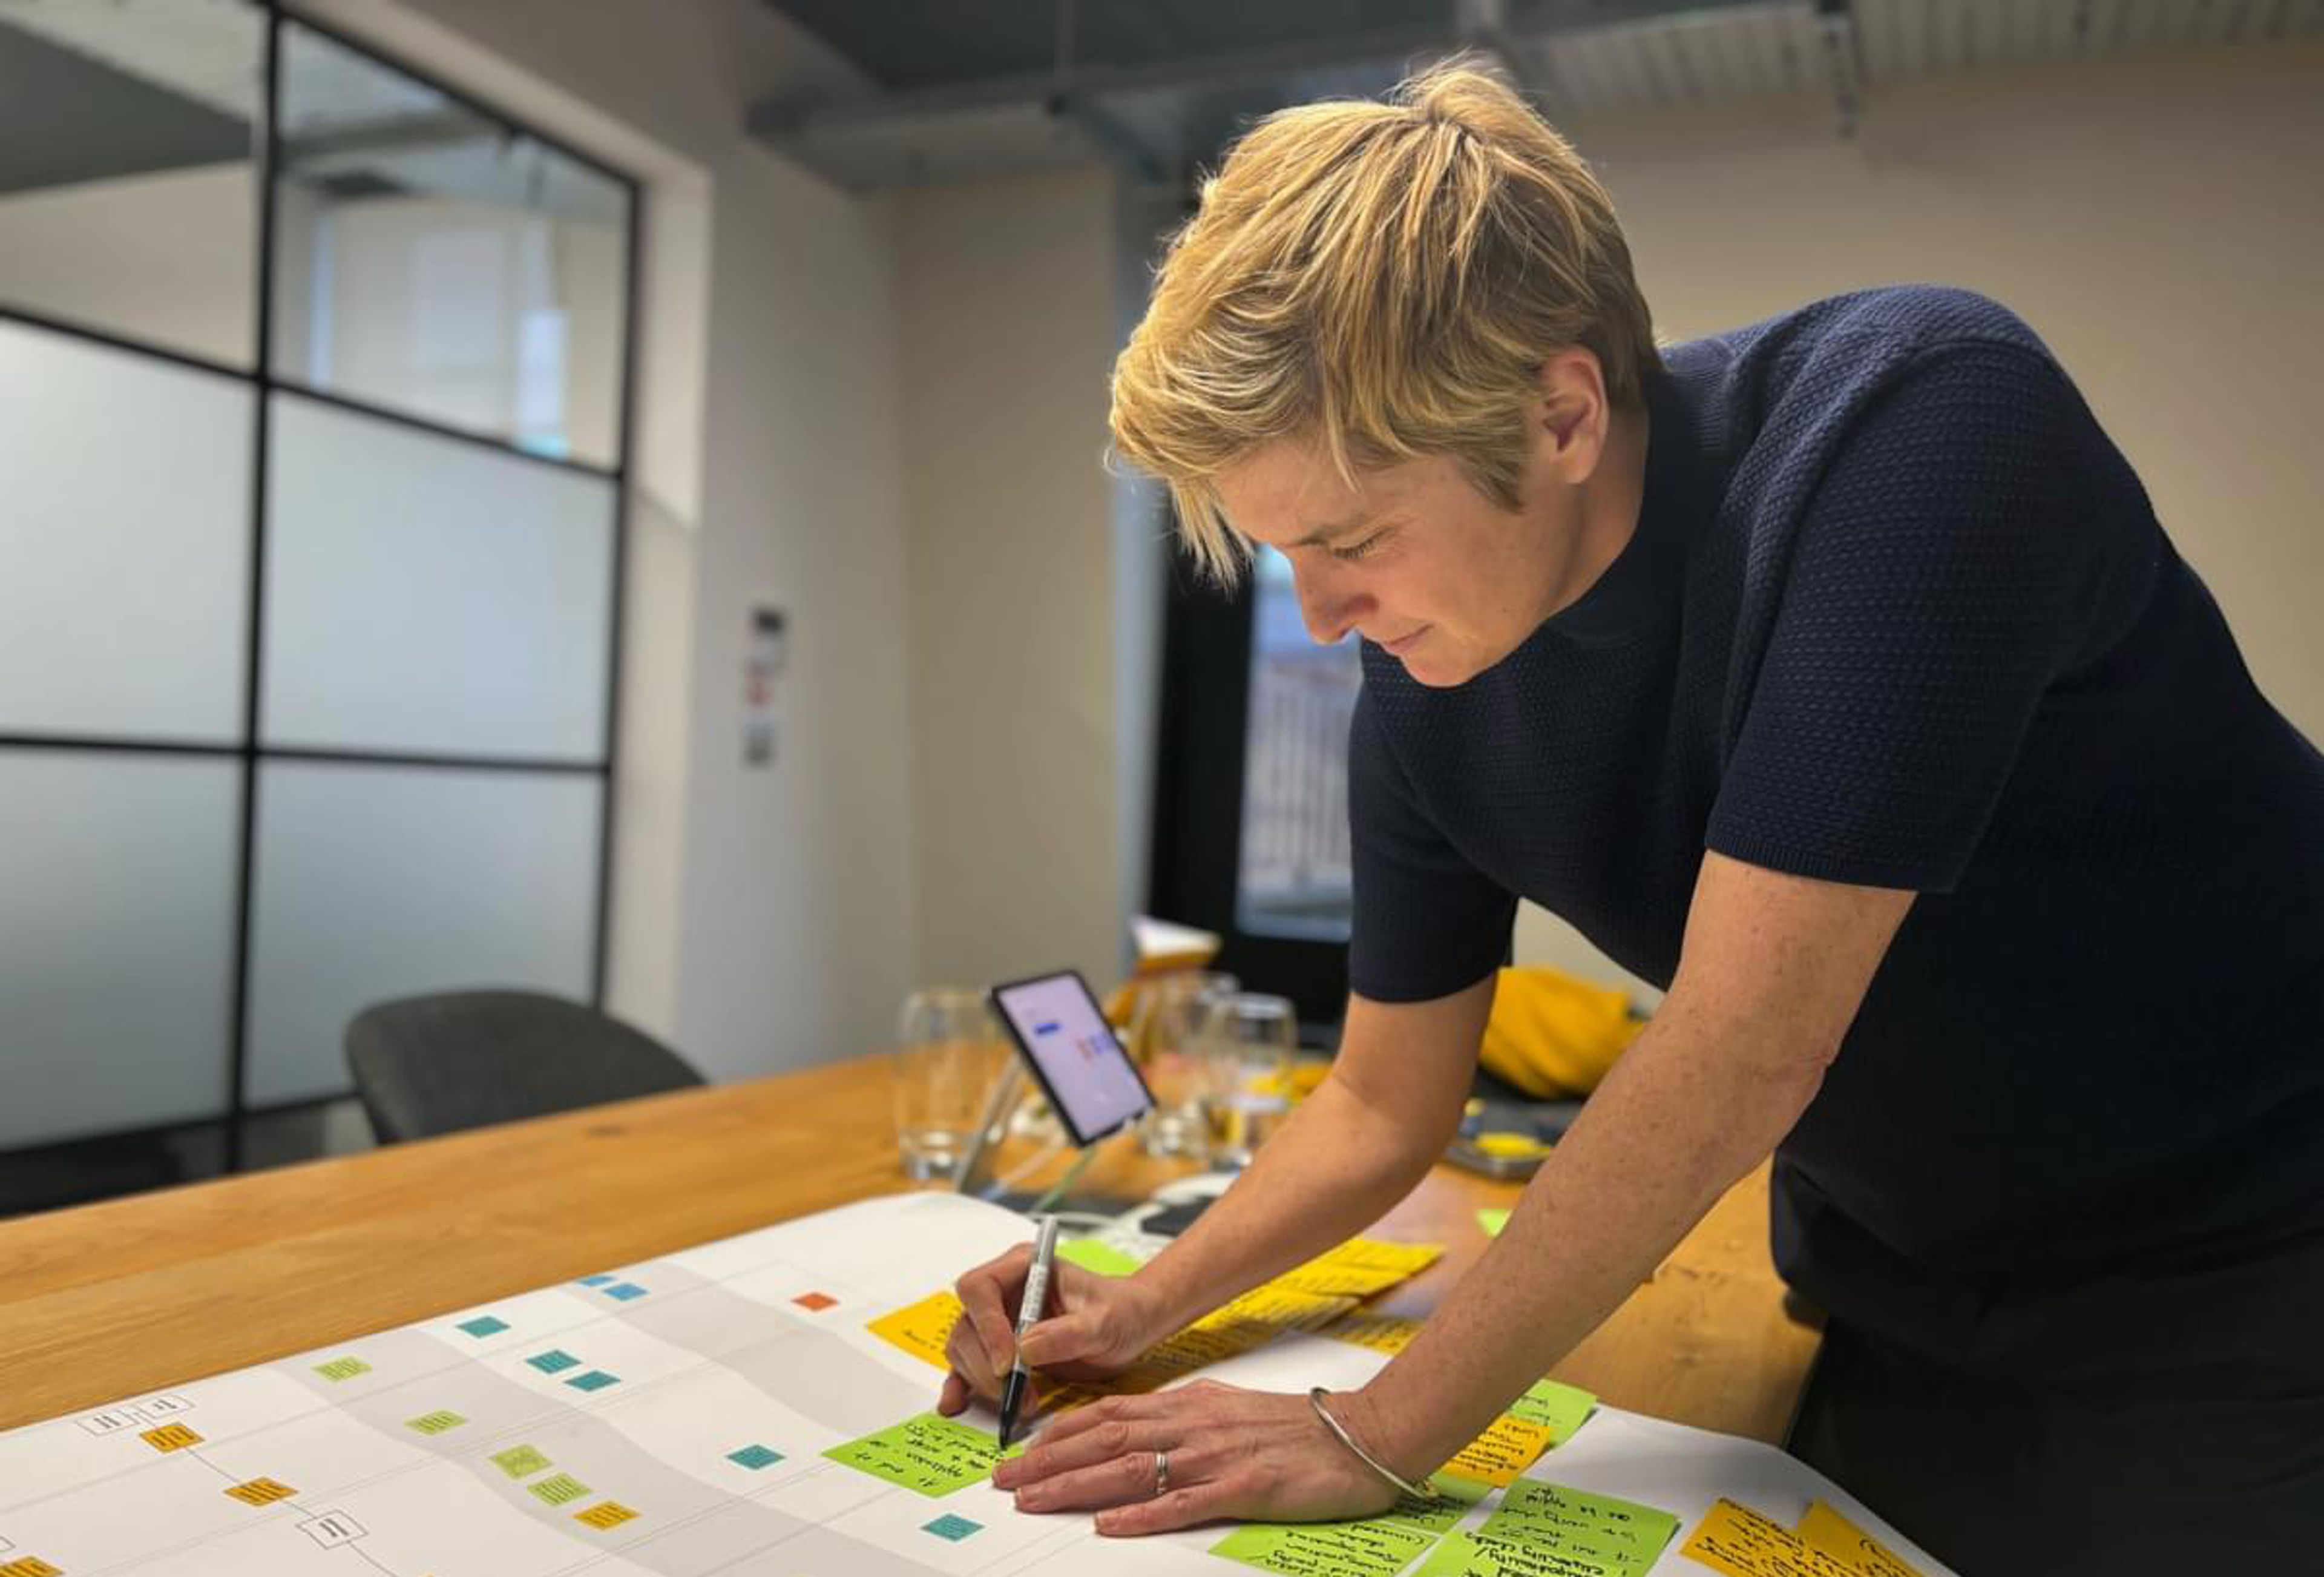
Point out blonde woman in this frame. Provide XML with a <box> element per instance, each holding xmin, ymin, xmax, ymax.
<box><xmin>941</xmin><ymin>62</ymin><xmax>2324</xmax><ymax>1573</ymax></box>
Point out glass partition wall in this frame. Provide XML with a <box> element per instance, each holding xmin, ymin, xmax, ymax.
<box><xmin>0</xmin><ymin>1</ymin><xmax>636</xmax><ymax>1188</ymax></box>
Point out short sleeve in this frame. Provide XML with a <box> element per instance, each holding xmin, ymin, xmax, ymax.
<box><xmin>1347</xmin><ymin>688</ymin><xmax>1517</xmax><ymax>1001</ymax></box>
<box><xmin>1705</xmin><ymin>344</ymin><xmax>2117</xmax><ymax>892</ymax></box>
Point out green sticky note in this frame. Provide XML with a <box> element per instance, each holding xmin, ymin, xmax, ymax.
<box><xmin>1209</xmin><ymin>1514</ymin><xmax>1440</xmax><ymax>1577</ymax></box>
<box><xmin>1411</xmin><ymin>1527</ymin><xmax>1642</xmax><ymax>1577</ymax></box>
<box><xmin>823</xmin><ymin>1412</ymin><xmax>1004</xmax><ymax>1497</ymax></box>
<box><xmin>404</xmin><ymin>1409</ymin><xmax>466</xmax><ymax>1436</ymax></box>
<box><xmin>1477</xmin><ymin>1481</ymin><xmax>1677</xmax><ymax>1572</ymax></box>
<box><xmin>527</xmin><ymin>1471</ymin><xmax>591</xmax><ymax>1507</ymax></box>
<box><xmin>490</xmin><ymin>1444</ymin><xmax>551</xmax><ymax>1478</ymax></box>
<box><xmin>1384</xmin><ymin>1475</ymin><xmax>1491</xmax><ymax>1535</ymax></box>
<box><xmin>1506</xmin><ymin>1378</ymin><xmax>1596</xmax><ymax>1443</ymax></box>
<box><xmin>1057</xmin><ymin>1237</ymin><xmax>1143</xmax><ymax>1277</ymax></box>
<box><xmin>313</xmin><ymin>1357</ymin><xmax>371</xmax><ymax>1382</ymax></box>
<box><xmin>1476</xmin><ymin>1208</ymin><xmax>1511</xmax><ymax>1239</ymax></box>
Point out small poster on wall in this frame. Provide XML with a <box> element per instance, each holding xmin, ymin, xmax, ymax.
<box><xmin>744</xmin><ymin>603</ymin><xmax>788</xmax><ymax>767</ymax></box>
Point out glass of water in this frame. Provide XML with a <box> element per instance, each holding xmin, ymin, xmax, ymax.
<box><xmin>1200</xmin><ymin>992</ymin><xmax>1299</xmax><ymax>1167</ymax></box>
<box><xmin>891</xmin><ymin>987</ymin><xmax>1005</xmax><ymax>1184</ymax></box>
<box><xmin>1133</xmin><ymin>970</ymin><xmax>1238</xmax><ymax>1161</ymax></box>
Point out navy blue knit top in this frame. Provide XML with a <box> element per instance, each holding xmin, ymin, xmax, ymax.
<box><xmin>1348</xmin><ymin>286</ymin><xmax>2324</xmax><ymax>1294</ymax></box>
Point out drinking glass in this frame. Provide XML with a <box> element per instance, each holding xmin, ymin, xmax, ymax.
<box><xmin>892</xmin><ymin>987</ymin><xmax>1005</xmax><ymax>1184</ymax></box>
<box><xmin>1132</xmin><ymin>970</ymin><xmax>1238</xmax><ymax>1161</ymax></box>
<box><xmin>1200</xmin><ymin>992</ymin><xmax>1299</xmax><ymax>1166</ymax></box>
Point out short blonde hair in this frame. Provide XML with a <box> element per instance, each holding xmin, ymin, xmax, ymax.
<box><xmin>1110</xmin><ymin>58</ymin><xmax>1660</xmax><ymax>585</ymax></box>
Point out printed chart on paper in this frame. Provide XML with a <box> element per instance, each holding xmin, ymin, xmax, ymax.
<box><xmin>0</xmin><ymin>1193</ymin><xmax>1952</xmax><ymax>1576</ymax></box>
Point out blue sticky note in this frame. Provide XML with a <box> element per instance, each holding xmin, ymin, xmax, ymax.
<box><xmin>456</xmin><ymin>1316</ymin><xmax>509</xmax><ymax>1337</ymax></box>
<box><xmin>604</xmin><ymin>1283</ymin><xmax>648</xmax><ymax>1302</ymax></box>
<box><xmin>566</xmin><ymin>1370</ymin><xmax>620</xmax><ymax>1392</ymax></box>
<box><xmin>728</xmin><ymin>1444</ymin><xmax>784</xmax><ymax>1470</ymax></box>
<box><xmin>578</xmin><ymin>1274</ymin><xmax>617</xmax><ymax>1287</ymax></box>
<box><xmin>923</xmin><ymin>1514</ymin><xmax>982</xmax><ymax>1542</ymax></box>
<box><xmin>527</xmin><ymin>1350</ymin><xmax>580</xmax><ymax>1374</ymax></box>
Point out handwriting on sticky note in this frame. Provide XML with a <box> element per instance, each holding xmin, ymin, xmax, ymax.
<box><xmin>1412</xmin><ymin>1529</ymin><xmax>1629</xmax><ymax>1577</ymax></box>
<box><xmin>1506</xmin><ymin>1378</ymin><xmax>1595</xmax><ymax>1443</ymax></box>
<box><xmin>1681</xmin><ymin>1498</ymin><xmax>1861</xmax><ymax>1577</ymax></box>
<box><xmin>865</xmin><ymin>1291</ymin><xmax>962</xmax><ymax>1372</ymax></box>
<box><xmin>1272</xmin><ymin>1239</ymin><xmax>1444</xmax><ymax>1297</ymax></box>
<box><xmin>1482</xmin><ymin>1481</ymin><xmax>1678</xmax><ymax>1572</ymax></box>
<box><xmin>1324</xmin><ymin>1312</ymin><xmax>1425</xmax><ymax>1356</ymax></box>
<box><xmin>1797</xmin><ymin>1501</ymin><xmax>1925</xmax><ymax>1577</ymax></box>
<box><xmin>1210</xmin><ymin>1512</ymin><xmax>1440</xmax><ymax>1576</ymax></box>
<box><xmin>1441</xmin><ymin>1413</ymin><xmax>1555</xmax><ymax>1487</ymax></box>
<box><xmin>823</xmin><ymin>1412</ymin><xmax>1002</xmax><ymax>1496</ymax></box>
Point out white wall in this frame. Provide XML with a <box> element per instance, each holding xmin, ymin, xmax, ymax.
<box><xmin>306</xmin><ymin>0</ymin><xmax>921</xmax><ymax>1078</ymax></box>
<box><xmin>0</xmin><ymin>162</ymin><xmax>252</xmax><ymax>364</ymax></box>
<box><xmin>1515</xmin><ymin>35</ymin><xmax>2324</xmax><ymax>998</ymax></box>
<box><xmin>896</xmin><ymin>168</ymin><xmax>1126</xmax><ymax>992</ymax></box>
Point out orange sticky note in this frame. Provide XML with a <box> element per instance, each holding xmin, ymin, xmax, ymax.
<box><xmin>1799</xmin><ymin>1500</ymin><xmax>1925</xmax><ymax>1577</ymax></box>
<box><xmin>226</xmin><ymin>1477</ymin><xmax>298</xmax><ymax>1505</ymax></box>
<box><xmin>1440</xmin><ymin>1412</ymin><xmax>1555</xmax><ymax>1487</ymax></box>
<box><xmin>141</xmin><ymin>1423</ymin><xmax>203</xmax><ymax>1452</ymax></box>
<box><xmin>865</xmin><ymin>1290</ymin><xmax>962</xmax><ymax>1371</ymax></box>
<box><xmin>575</xmin><ymin>1500</ymin><xmax>638</xmax><ymax>1530</ymax></box>
<box><xmin>0</xmin><ymin>1559</ymin><xmax>65</xmax><ymax>1577</ymax></box>
<box><xmin>1682</xmin><ymin>1498</ymin><xmax>1861</xmax><ymax>1577</ymax></box>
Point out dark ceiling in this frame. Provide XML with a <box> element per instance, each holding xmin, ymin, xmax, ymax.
<box><xmin>0</xmin><ymin>19</ymin><xmax>251</xmax><ymax>196</ymax></box>
<box><xmin>759</xmin><ymin>0</ymin><xmax>1452</xmax><ymax>89</ymax></box>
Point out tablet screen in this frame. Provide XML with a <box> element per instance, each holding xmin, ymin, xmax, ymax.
<box><xmin>990</xmin><ymin>970</ymin><xmax>1154</xmax><ymax>1146</ymax></box>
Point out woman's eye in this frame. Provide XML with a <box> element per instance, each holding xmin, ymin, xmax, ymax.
<box><xmin>1333</xmin><ymin>530</ymin><xmax>1391</xmax><ymax>562</ymax></box>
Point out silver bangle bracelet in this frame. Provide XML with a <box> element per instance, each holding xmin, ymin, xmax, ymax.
<box><xmin>1307</xmin><ymin>1387</ymin><xmax>1439</xmax><ymax>1501</ymax></box>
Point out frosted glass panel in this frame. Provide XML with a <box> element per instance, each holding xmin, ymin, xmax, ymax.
<box><xmin>272</xmin><ymin>19</ymin><xmax>629</xmax><ymax>466</ymax></box>
<box><xmin>0</xmin><ymin>0</ymin><xmax>261</xmax><ymax>364</ymax></box>
<box><xmin>0</xmin><ymin>318</ymin><xmax>251</xmax><ymax>742</ymax></box>
<box><xmin>263</xmin><ymin>393</ymin><xmax>615</xmax><ymax>759</ymax></box>
<box><xmin>245</xmin><ymin>760</ymin><xmax>600</xmax><ymax>1104</ymax></box>
<box><xmin>0</xmin><ymin>749</ymin><xmax>238</xmax><ymax>1150</ymax></box>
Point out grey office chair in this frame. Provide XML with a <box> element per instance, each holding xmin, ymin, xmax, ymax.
<box><xmin>345</xmin><ymin>989</ymin><xmax>704</xmax><ymax>1145</ymax></box>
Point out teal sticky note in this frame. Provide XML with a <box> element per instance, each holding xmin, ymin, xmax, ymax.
<box><xmin>457</xmin><ymin>1316</ymin><xmax>510</xmax><ymax>1337</ymax></box>
<box><xmin>527</xmin><ymin>1349</ymin><xmax>580</xmax><ymax>1374</ymax></box>
<box><xmin>922</xmin><ymin>1513</ymin><xmax>982</xmax><ymax>1541</ymax></box>
<box><xmin>566</xmin><ymin>1370</ymin><xmax>620</xmax><ymax>1392</ymax></box>
<box><xmin>729</xmin><ymin>1444</ymin><xmax>784</xmax><ymax>1470</ymax></box>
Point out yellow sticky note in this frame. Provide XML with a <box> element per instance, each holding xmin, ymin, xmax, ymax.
<box><xmin>866</xmin><ymin>1290</ymin><xmax>962</xmax><ymax>1372</ymax></box>
<box><xmin>1682</xmin><ymin>1498</ymin><xmax>1862</xmax><ymax>1577</ymax></box>
<box><xmin>575</xmin><ymin>1500</ymin><xmax>639</xmax><ymax>1529</ymax></box>
<box><xmin>1325</xmin><ymin>1312</ymin><xmax>1424</xmax><ymax>1355</ymax></box>
<box><xmin>1273</xmin><ymin>1238</ymin><xmax>1443</xmax><ymax>1297</ymax></box>
<box><xmin>225</xmin><ymin>1477</ymin><xmax>298</xmax><ymax>1505</ymax></box>
<box><xmin>1798</xmin><ymin>1501</ymin><xmax>1925</xmax><ymax>1577</ymax></box>
<box><xmin>140</xmin><ymin>1423</ymin><xmax>203</xmax><ymax>1452</ymax></box>
<box><xmin>0</xmin><ymin>1559</ymin><xmax>65</xmax><ymax>1577</ymax></box>
<box><xmin>1440</xmin><ymin>1412</ymin><xmax>1555</xmax><ymax>1487</ymax></box>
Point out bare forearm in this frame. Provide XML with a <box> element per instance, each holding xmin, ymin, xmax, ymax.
<box><xmin>1348</xmin><ymin>1006</ymin><xmax>1824</xmax><ymax>1473</ymax></box>
<box><xmin>1132</xmin><ymin>1074</ymin><xmax>1453</xmax><ymax>1334</ymax></box>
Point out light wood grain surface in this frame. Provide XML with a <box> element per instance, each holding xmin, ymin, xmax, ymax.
<box><xmin>0</xmin><ymin>1056</ymin><xmax>1819</xmax><ymax>1440</ymax></box>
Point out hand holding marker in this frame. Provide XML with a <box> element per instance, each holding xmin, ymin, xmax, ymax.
<box><xmin>996</xmin><ymin>1215</ymin><xmax>1060</xmax><ymax>1450</ymax></box>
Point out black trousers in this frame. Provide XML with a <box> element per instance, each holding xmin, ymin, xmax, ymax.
<box><xmin>1786</xmin><ymin>1253</ymin><xmax>2324</xmax><ymax>1576</ymax></box>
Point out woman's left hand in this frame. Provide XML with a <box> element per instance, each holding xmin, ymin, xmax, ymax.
<box><xmin>990</xmin><ymin>1380</ymin><xmax>1402</xmax><ymax>1536</ymax></box>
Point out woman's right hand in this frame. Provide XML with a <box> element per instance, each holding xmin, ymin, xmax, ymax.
<box><xmin>936</xmin><ymin>1243</ymin><xmax>1171</xmax><ymax>1417</ymax></box>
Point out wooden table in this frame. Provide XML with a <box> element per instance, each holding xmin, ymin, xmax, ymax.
<box><xmin>0</xmin><ymin>1056</ymin><xmax>1819</xmax><ymax>1440</ymax></box>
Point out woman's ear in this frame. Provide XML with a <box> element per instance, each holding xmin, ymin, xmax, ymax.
<box><xmin>1533</xmin><ymin>348</ymin><xmax>1611</xmax><ymax>484</ymax></box>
